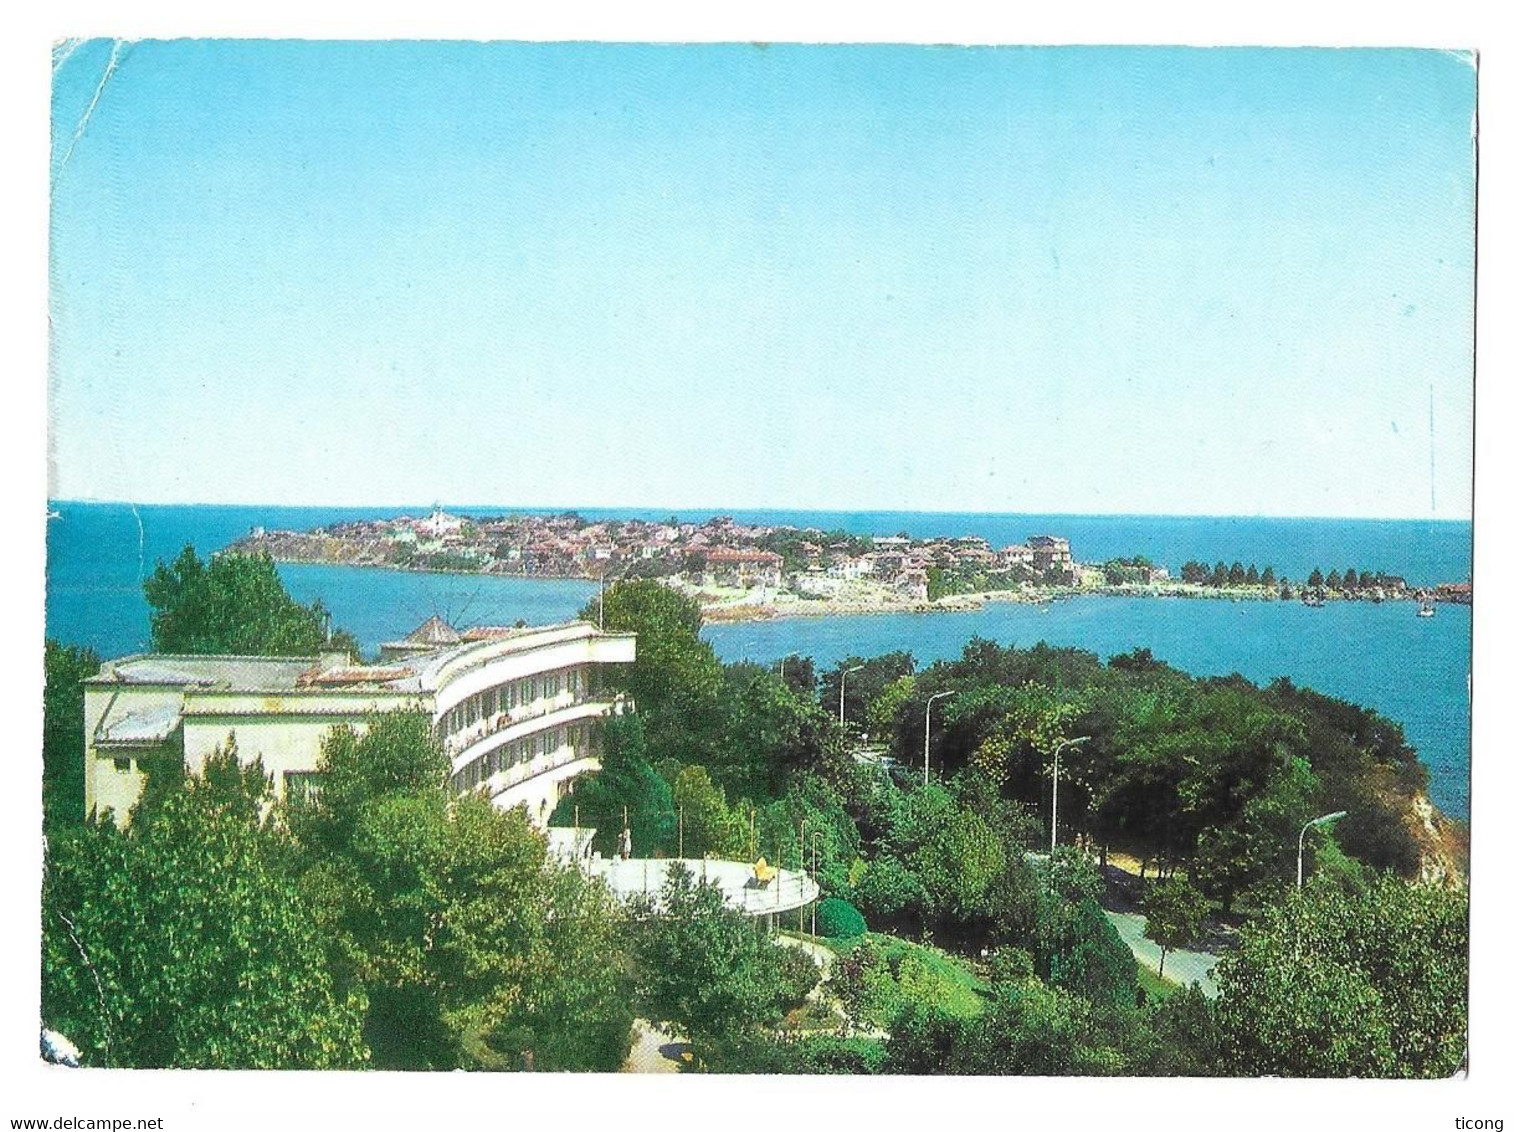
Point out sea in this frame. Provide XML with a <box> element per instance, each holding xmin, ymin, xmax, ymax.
<box><xmin>45</xmin><ymin>502</ymin><xmax>1473</xmax><ymax>819</ymax></box>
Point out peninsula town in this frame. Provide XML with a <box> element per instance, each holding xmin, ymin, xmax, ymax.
<box><xmin>233</xmin><ymin>508</ymin><xmax>1470</xmax><ymax>622</ymax></box>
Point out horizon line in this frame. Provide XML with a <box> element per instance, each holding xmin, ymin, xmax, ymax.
<box><xmin>47</xmin><ymin>497</ymin><xmax>1474</xmax><ymax>525</ymax></box>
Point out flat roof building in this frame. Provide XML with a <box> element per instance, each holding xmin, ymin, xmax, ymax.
<box><xmin>84</xmin><ymin>619</ymin><xmax>636</xmax><ymax>828</ymax></box>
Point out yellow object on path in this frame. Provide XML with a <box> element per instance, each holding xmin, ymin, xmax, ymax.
<box><xmin>753</xmin><ymin>857</ymin><xmax>777</xmax><ymax>885</ymax></box>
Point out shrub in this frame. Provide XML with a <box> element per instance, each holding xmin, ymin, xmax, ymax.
<box><xmin>817</xmin><ymin>897</ymin><xmax>868</xmax><ymax>939</ymax></box>
<box><xmin>775</xmin><ymin>944</ymin><xmax>822</xmax><ymax>1009</ymax></box>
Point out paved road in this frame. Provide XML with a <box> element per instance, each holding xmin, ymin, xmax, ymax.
<box><xmin>1104</xmin><ymin>910</ymin><xmax>1220</xmax><ymax>998</ymax></box>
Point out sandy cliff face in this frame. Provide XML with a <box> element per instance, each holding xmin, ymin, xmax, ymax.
<box><xmin>1412</xmin><ymin>792</ymin><xmax>1469</xmax><ymax>889</ymax></box>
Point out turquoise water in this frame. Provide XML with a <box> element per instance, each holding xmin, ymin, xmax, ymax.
<box><xmin>45</xmin><ymin>501</ymin><xmax>1472</xmax><ymax>817</ymax></box>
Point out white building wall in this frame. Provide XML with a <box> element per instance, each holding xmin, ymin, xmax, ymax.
<box><xmin>81</xmin><ymin>625</ymin><xmax>635</xmax><ymax>829</ymax></box>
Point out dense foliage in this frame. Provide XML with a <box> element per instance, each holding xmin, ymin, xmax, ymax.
<box><xmin>1213</xmin><ymin>876</ymin><xmax>1468</xmax><ymax>1077</ymax></box>
<box><xmin>1143</xmin><ymin>875</ymin><xmax>1207</xmax><ymax>977</ymax></box>
<box><xmin>816</xmin><ymin>897</ymin><xmax>867</xmax><ymax>940</ymax></box>
<box><xmin>145</xmin><ymin>545</ymin><xmax>359</xmax><ymax>656</ymax></box>
<box><xmin>43</xmin><ymin>640</ymin><xmax>99</xmax><ymax>837</ymax></box>
<box><xmin>626</xmin><ymin>863</ymin><xmax>817</xmax><ymax>1053</ymax></box>
<box><xmin>874</xmin><ymin>638</ymin><xmax>1429</xmax><ymax>908</ymax></box>
<box><xmin>39</xmin><ymin>567</ymin><xmax>1463</xmax><ymax>1076</ymax></box>
<box><xmin>42</xmin><ymin>748</ymin><xmax>368</xmax><ymax>1068</ymax></box>
<box><xmin>289</xmin><ymin>714</ymin><xmax>634</xmax><ymax>1071</ymax></box>
<box><xmin>550</xmin><ymin>714</ymin><xmax>675</xmax><ymax>857</ymax></box>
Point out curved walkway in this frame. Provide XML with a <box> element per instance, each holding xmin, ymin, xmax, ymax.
<box><xmin>1103</xmin><ymin>910</ymin><xmax>1220</xmax><ymax>997</ymax></box>
<box><xmin>621</xmin><ymin>1019</ymin><xmax>690</xmax><ymax>1073</ymax></box>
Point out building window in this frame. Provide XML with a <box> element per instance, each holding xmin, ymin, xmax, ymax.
<box><xmin>484</xmin><ymin>688</ymin><xmax>497</xmax><ymax>716</ymax></box>
<box><xmin>113</xmin><ymin>755</ymin><xmax>132</xmax><ymax>772</ymax></box>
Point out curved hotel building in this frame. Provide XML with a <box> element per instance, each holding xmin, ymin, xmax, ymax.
<box><xmin>83</xmin><ymin>618</ymin><xmax>637</xmax><ymax>827</ymax></box>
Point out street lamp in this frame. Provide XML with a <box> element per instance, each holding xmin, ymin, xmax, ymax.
<box><xmin>1049</xmin><ymin>736</ymin><xmax>1090</xmax><ymax>853</ymax></box>
<box><xmin>1297</xmin><ymin>811</ymin><xmax>1347</xmax><ymax>890</ymax></box>
<box><xmin>778</xmin><ymin>652</ymin><xmax>800</xmax><ymax>681</ymax></box>
<box><xmin>923</xmin><ymin>691</ymin><xmax>956</xmax><ymax>787</ymax></box>
<box><xmin>809</xmin><ymin>830</ymin><xmax>823</xmax><ymax>935</ymax></box>
<box><xmin>838</xmin><ymin>665</ymin><xmax>864</xmax><ymax>735</ymax></box>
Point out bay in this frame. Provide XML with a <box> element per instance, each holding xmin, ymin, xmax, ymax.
<box><xmin>44</xmin><ymin>501</ymin><xmax>1472</xmax><ymax>818</ymax></box>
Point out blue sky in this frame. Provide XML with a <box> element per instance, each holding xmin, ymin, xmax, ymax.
<box><xmin>49</xmin><ymin>42</ymin><xmax>1475</xmax><ymax>518</ymax></box>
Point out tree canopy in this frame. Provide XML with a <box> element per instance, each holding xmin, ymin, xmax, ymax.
<box><xmin>1142</xmin><ymin>875</ymin><xmax>1207</xmax><ymax>977</ymax></box>
<box><xmin>144</xmin><ymin>545</ymin><xmax>358</xmax><ymax>656</ymax></box>
<box><xmin>626</xmin><ymin>862</ymin><xmax>814</xmax><ymax>1054</ymax></box>
<box><xmin>1213</xmin><ymin>876</ymin><xmax>1468</xmax><ymax>1077</ymax></box>
<box><xmin>44</xmin><ymin>640</ymin><xmax>100</xmax><ymax>837</ymax></box>
<box><xmin>289</xmin><ymin>713</ymin><xmax>634</xmax><ymax>1071</ymax></box>
<box><xmin>42</xmin><ymin>747</ymin><xmax>368</xmax><ymax>1068</ymax></box>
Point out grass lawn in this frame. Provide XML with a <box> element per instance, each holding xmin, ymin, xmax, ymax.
<box><xmin>816</xmin><ymin>931</ymin><xmax>990</xmax><ymax>1028</ymax></box>
<box><xmin>1136</xmin><ymin>963</ymin><xmax>1184</xmax><ymax>1004</ymax></box>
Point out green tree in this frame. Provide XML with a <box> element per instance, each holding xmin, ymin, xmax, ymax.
<box><xmin>1193</xmin><ymin>753</ymin><xmax>1318</xmax><ymax>913</ymax></box>
<box><xmin>1138</xmin><ymin>985</ymin><xmax>1222</xmax><ymax>1076</ymax></box>
<box><xmin>667</xmin><ymin>763</ymin><xmax>747</xmax><ymax>858</ymax></box>
<box><xmin>42</xmin><ymin>749</ymin><xmax>369</xmax><ymax>1068</ymax></box>
<box><xmin>1040</xmin><ymin>896</ymin><xmax>1138</xmax><ymax>1009</ymax></box>
<box><xmin>1308</xmin><ymin>567</ymin><xmax>1325</xmax><ymax>588</ymax></box>
<box><xmin>1343</xmin><ymin>568</ymin><xmax>1359</xmax><ymax>590</ymax></box>
<box><xmin>554</xmin><ymin>714</ymin><xmax>675</xmax><ymax>856</ymax></box>
<box><xmin>580</xmin><ymin>579</ymin><xmax>724</xmax><ymax>763</ymax></box>
<box><xmin>774</xmin><ymin>654</ymin><xmax>816</xmax><ymax>696</ymax></box>
<box><xmin>627</xmin><ymin>862</ymin><xmax>800</xmax><ymax>1052</ymax></box>
<box><xmin>144</xmin><ymin>545</ymin><xmax>358</xmax><ymax>656</ymax></box>
<box><xmin>1211</xmin><ymin>560</ymin><xmax>1229</xmax><ymax>587</ymax></box>
<box><xmin>1213</xmin><ymin>876</ymin><xmax>1468</xmax><ymax>1077</ymax></box>
<box><xmin>1142</xmin><ymin>875</ymin><xmax>1206</xmax><ymax>978</ymax></box>
<box><xmin>819</xmin><ymin>651</ymin><xmax>916</xmax><ymax>733</ymax></box>
<box><xmin>291</xmin><ymin>713</ymin><xmax>633</xmax><ymax>1071</ymax></box>
<box><xmin>866</xmin><ymin>674</ymin><xmax>918</xmax><ymax>744</ymax></box>
<box><xmin>1261</xmin><ymin>566</ymin><xmax>1277</xmax><ymax>587</ymax></box>
<box><xmin>44</xmin><ymin>640</ymin><xmax>100</xmax><ymax>836</ymax></box>
<box><xmin>1325</xmin><ymin>568</ymin><xmax>1342</xmax><ymax>590</ymax></box>
<box><xmin>888</xmin><ymin>973</ymin><xmax>1129</xmax><ymax>1075</ymax></box>
<box><xmin>1228</xmin><ymin>562</ymin><xmax>1246</xmax><ymax>586</ymax></box>
<box><xmin>1244</xmin><ymin>565</ymin><xmax>1260</xmax><ymax>586</ymax></box>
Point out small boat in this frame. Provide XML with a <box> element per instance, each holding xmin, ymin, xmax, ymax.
<box><xmin>1418</xmin><ymin>600</ymin><xmax>1436</xmax><ymax>618</ymax></box>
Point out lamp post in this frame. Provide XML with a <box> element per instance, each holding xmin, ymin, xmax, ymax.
<box><xmin>809</xmin><ymin>831</ymin><xmax>823</xmax><ymax>936</ymax></box>
<box><xmin>838</xmin><ymin>665</ymin><xmax>863</xmax><ymax>735</ymax></box>
<box><xmin>923</xmin><ymin>691</ymin><xmax>956</xmax><ymax>787</ymax></box>
<box><xmin>1049</xmin><ymin>736</ymin><xmax>1090</xmax><ymax>853</ymax></box>
<box><xmin>1297</xmin><ymin>811</ymin><xmax>1347</xmax><ymax>890</ymax></box>
<box><xmin>778</xmin><ymin>652</ymin><xmax>800</xmax><ymax>681</ymax></box>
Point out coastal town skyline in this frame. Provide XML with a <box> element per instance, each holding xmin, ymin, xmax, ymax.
<box><xmin>49</xmin><ymin>42</ymin><xmax>1474</xmax><ymax>519</ymax></box>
